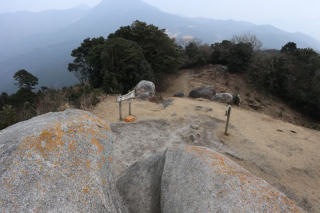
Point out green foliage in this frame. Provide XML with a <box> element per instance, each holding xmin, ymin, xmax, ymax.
<box><xmin>211</xmin><ymin>40</ymin><xmax>253</xmax><ymax>73</ymax></box>
<box><xmin>183</xmin><ymin>42</ymin><xmax>212</xmax><ymax>68</ymax></box>
<box><xmin>0</xmin><ymin>105</ymin><xmax>17</xmax><ymax>130</ymax></box>
<box><xmin>211</xmin><ymin>40</ymin><xmax>233</xmax><ymax>65</ymax></box>
<box><xmin>108</xmin><ymin>20</ymin><xmax>183</xmax><ymax>77</ymax></box>
<box><xmin>101</xmin><ymin>37</ymin><xmax>154</xmax><ymax>94</ymax></box>
<box><xmin>13</xmin><ymin>69</ymin><xmax>39</xmax><ymax>90</ymax></box>
<box><xmin>249</xmin><ymin>42</ymin><xmax>320</xmax><ymax>120</ymax></box>
<box><xmin>0</xmin><ymin>92</ymin><xmax>9</xmax><ymax>110</ymax></box>
<box><xmin>280</xmin><ymin>42</ymin><xmax>297</xmax><ymax>55</ymax></box>
<box><xmin>68</xmin><ymin>21</ymin><xmax>183</xmax><ymax>92</ymax></box>
<box><xmin>0</xmin><ymin>83</ymin><xmax>104</xmax><ymax>130</ymax></box>
<box><xmin>9</xmin><ymin>88</ymin><xmax>37</xmax><ymax>106</ymax></box>
<box><xmin>228</xmin><ymin>42</ymin><xmax>254</xmax><ymax>73</ymax></box>
<box><xmin>231</xmin><ymin>33</ymin><xmax>262</xmax><ymax>51</ymax></box>
<box><xmin>68</xmin><ymin>37</ymin><xmax>105</xmax><ymax>86</ymax></box>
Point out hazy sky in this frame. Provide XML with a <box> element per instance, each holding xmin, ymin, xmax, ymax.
<box><xmin>1</xmin><ymin>0</ymin><xmax>320</xmax><ymax>40</ymax></box>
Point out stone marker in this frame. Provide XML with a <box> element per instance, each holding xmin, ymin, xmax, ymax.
<box><xmin>135</xmin><ymin>80</ymin><xmax>155</xmax><ymax>100</ymax></box>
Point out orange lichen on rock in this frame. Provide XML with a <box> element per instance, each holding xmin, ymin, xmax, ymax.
<box><xmin>101</xmin><ymin>178</ymin><xmax>107</xmax><ymax>185</ymax></box>
<box><xmin>184</xmin><ymin>145</ymin><xmax>303</xmax><ymax>212</ymax></box>
<box><xmin>82</xmin><ymin>114</ymin><xmax>110</xmax><ymax>131</ymax></box>
<box><xmin>68</xmin><ymin>140</ymin><xmax>76</xmax><ymax>152</ymax></box>
<box><xmin>104</xmin><ymin>123</ymin><xmax>111</xmax><ymax>131</ymax></box>
<box><xmin>108</xmin><ymin>157</ymin><xmax>113</xmax><ymax>163</ymax></box>
<box><xmin>91</xmin><ymin>137</ymin><xmax>104</xmax><ymax>153</ymax></box>
<box><xmin>86</xmin><ymin>160</ymin><xmax>93</xmax><ymax>170</ymax></box>
<box><xmin>20</xmin><ymin>122</ymin><xmax>65</xmax><ymax>158</ymax></box>
<box><xmin>97</xmin><ymin>161</ymin><xmax>102</xmax><ymax>169</ymax></box>
<box><xmin>83</xmin><ymin>186</ymin><xmax>89</xmax><ymax>194</ymax></box>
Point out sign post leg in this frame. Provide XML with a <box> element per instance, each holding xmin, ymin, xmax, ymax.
<box><xmin>129</xmin><ymin>101</ymin><xmax>132</xmax><ymax>116</ymax></box>
<box><xmin>225</xmin><ymin>106</ymin><xmax>231</xmax><ymax>136</ymax></box>
<box><xmin>119</xmin><ymin>102</ymin><xmax>123</xmax><ymax>121</ymax></box>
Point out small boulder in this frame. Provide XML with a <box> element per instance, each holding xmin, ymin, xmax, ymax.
<box><xmin>212</xmin><ymin>93</ymin><xmax>233</xmax><ymax>104</ymax></box>
<box><xmin>195</xmin><ymin>106</ymin><xmax>203</xmax><ymax>111</ymax></box>
<box><xmin>206</xmin><ymin>107</ymin><xmax>213</xmax><ymax>112</ymax></box>
<box><xmin>189</xmin><ymin>86</ymin><xmax>216</xmax><ymax>100</ymax></box>
<box><xmin>217</xmin><ymin>65</ymin><xmax>228</xmax><ymax>72</ymax></box>
<box><xmin>162</xmin><ymin>98</ymin><xmax>174</xmax><ymax>108</ymax></box>
<box><xmin>173</xmin><ymin>92</ymin><xmax>185</xmax><ymax>97</ymax></box>
<box><xmin>135</xmin><ymin>80</ymin><xmax>156</xmax><ymax>100</ymax></box>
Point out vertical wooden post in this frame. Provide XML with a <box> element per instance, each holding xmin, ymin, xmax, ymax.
<box><xmin>129</xmin><ymin>100</ymin><xmax>132</xmax><ymax>116</ymax></box>
<box><xmin>119</xmin><ymin>101</ymin><xmax>123</xmax><ymax>121</ymax></box>
<box><xmin>225</xmin><ymin>105</ymin><xmax>232</xmax><ymax>136</ymax></box>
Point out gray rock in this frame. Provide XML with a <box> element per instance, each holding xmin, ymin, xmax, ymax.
<box><xmin>217</xmin><ymin>65</ymin><xmax>228</xmax><ymax>73</ymax></box>
<box><xmin>189</xmin><ymin>86</ymin><xmax>216</xmax><ymax>100</ymax></box>
<box><xmin>195</xmin><ymin>106</ymin><xmax>203</xmax><ymax>111</ymax></box>
<box><xmin>173</xmin><ymin>92</ymin><xmax>185</xmax><ymax>97</ymax></box>
<box><xmin>135</xmin><ymin>80</ymin><xmax>156</xmax><ymax>100</ymax></box>
<box><xmin>206</xmin><ymin>107</ymin><xmax>213</xmax><ymax>112</ymax></box>
<box><xmin>0</xmin><ymin>110</ymin><xmax>127</xmax><ymax>213</ymax></box>
<box><xmin>162</xmin><ymin>98</ymin><xmax>174</xmax><ymax>108</ymax></box>
<box><xmin>171</xmin><ymin>113</ymin><xmax>177</xmax><ymax>117</ymax></box>
<box><xmin>212</xmin><ymin>93</ymin><xmax>233</xmax><ymax>104</ymax></box>
<box><xmin>161</xmin><ymin>146</ymin><xmax>304</xmax><ymax>213</ymax></box>
<box><xmin>190</xmin><ymin>125</ymin><xmax>199</xmax><ymax>130</ymax></box>
<box><xmin>117</xmin><ymin>154</ymin><xmax>165</xmax><ymax>213</ymax></box>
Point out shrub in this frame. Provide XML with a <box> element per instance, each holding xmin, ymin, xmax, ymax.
<box><xmin>211</xmin><ymin>40</ymin><xmax>253</xmax><ymax>73</ymax></box>
<box><xmin>0</xmin><ymin>105</ymin><xmax>17</xmax><ymax>130</ymax></box>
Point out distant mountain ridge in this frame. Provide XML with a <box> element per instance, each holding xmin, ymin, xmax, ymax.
<box><xmin>1</xmin><ymin>0</ymin><xmax>320</xmax><ymax>93</ymax></box>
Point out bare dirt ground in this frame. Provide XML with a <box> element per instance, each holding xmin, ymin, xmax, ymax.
<box><xmin>92</xmin><ymin>65</ymin><xmax>320</xmax><ymax>212</ymax></box>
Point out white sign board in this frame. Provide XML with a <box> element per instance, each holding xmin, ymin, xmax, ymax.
<box><xmin>117</xmin><ymin>90</ymin><xmax>135</xmax><ymax>102</ymax></box>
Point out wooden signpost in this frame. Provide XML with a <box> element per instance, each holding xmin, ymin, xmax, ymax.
<box><xmin>225</xmin><ymin>105</ymin><xmax>232</xmax><ymax>136</ymax></box>
<box><xmin>117</xmin><ymin>90</ymin><xmax>135</xmax><ymax>120</ymax></box>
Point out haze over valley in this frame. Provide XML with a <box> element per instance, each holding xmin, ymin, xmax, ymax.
<box><xmin>1</xmin><ymin>0</ymin><xmax>320</xmax><ymax>93</ymax></box>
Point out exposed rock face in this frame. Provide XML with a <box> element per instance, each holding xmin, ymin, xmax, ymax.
<box><xmin>117</xmin><ymin>145</ymin><xmax>304</xmax><ymax>213</ymax></box>
<box><xmin>189</xmin><ymin>86</ymin><xmax>216</xmax><ymax>100</ymax></box>
<box><xmin>135</xmin><ymin>80</ymin><xmax>155</xmax><ymax>100</ymax></box>
<box><xmin>212</xmin><ymin>93</ymin><xmax>233</xmax><ymax>104</ymax></box>
<box><xmin>161</xmin><ymin>146</ymin><xmax>304</xmax><ymax>213</ymax></box>
<box><xmin>117</xmin><ymin>154</ymin><xmax>165</xmax><ymax>213</ymax></box>
<box><xmin>0</xmin><ymin>110</ymin><xmax>127</xmax><ymax>213</ymax></box>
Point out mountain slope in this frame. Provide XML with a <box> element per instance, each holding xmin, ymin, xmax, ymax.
<box><xmin>1</xmin><ymin>0</ymin><xmax>320</xmax><ymax>93</ymax></box>
<box><xmin>0</xmin><ymin>6</ymin><xmax>90</xmax><ymax>62</ymax></box>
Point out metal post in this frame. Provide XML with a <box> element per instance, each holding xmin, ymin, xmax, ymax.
<box><xmin>129</xmin><ymin>100</ymin><xmax>132</xmax><ymax>116</ymax></box>
<box><xmin>119</xmin><ymin>101</ymin><xmax>123</xmax><ymax>121</ymax></box>
<box><xmin>225</xmin><ymin>105</ymin><xmax>232</xmax><ymax>135</ymax></box>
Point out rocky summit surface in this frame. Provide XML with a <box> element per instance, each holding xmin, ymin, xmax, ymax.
<box><xmin>0</xmin><ymin>109</ymin><xmax>304</xmax><ymax>212</ymax></box>
<box><xmin>117</xmin><ymin>145</ymin><xmax>304</xmax><ymax>213</ymax></box>
<box><xmin>0</xmin><ymin>110</ymin><xmax>127</xmax><ymax>213</ymax></box>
